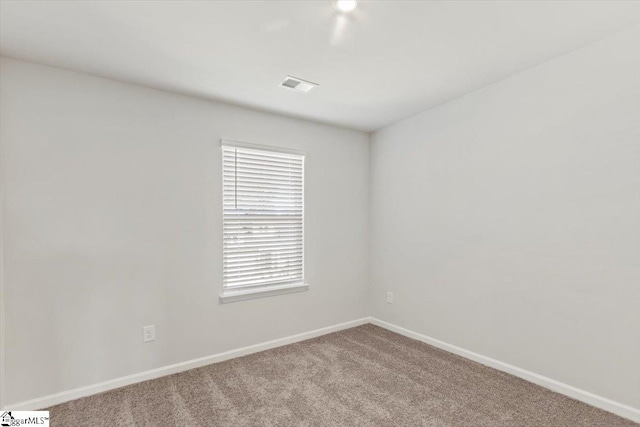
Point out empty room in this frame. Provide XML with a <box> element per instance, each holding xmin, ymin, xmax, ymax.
<box><xmin>1</xmin><ymin>0</ymin><xmax>639</xmax><ymax>425</ymax></box>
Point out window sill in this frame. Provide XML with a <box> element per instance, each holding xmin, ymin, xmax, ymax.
<box><xmin>219</xmin><ymin>282</ymin><xmax>310</xmax><ymax>304</ymax></box>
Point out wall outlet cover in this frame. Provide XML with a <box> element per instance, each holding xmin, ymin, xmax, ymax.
<box><xmin>143</xmin><ymin>325</ymin><xmax>156</xmax><ymax>343</ymax></box>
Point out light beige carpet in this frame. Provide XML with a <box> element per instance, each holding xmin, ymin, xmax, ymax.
<box><xmin>47</xmin><ymin>324</ymin><xmax>637</xmax><ymax>426</ymax></box>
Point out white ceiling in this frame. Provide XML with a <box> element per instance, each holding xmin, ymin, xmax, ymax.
<box><xmin>1</xmin><ymin>1</ymin><xmax>639</xmax><ymax>132</ymax></box>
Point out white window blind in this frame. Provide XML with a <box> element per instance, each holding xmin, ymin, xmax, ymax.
<box><xmin>222</xmin><ymin>143</ymin><xmax>304</xmax><ymax>291</ymax></box>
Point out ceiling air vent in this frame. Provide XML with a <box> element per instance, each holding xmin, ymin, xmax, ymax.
<box><xmin>279</xmin><ymin>76</ymin><xmax>318</xmax><ymax>94</ymax></box>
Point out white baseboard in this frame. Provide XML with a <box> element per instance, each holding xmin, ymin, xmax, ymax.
<box><xmin>369</xmin><ymin>317</ymin><xmax>640</xmax><ymax>423</ymax></box>
<box><xmin>3</xmin><ymin>317</ymin><xmax>370</xmax><ymax>411</ymax></box>
<box><xmin>6</xmin><ymin>317</ymin><xmax>639</xmax><ymax>423</ymax></box>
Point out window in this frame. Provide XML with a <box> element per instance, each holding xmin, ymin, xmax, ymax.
<box><xmin>220</xmin><ymin>141</ymin><xmax>307</xmax><ymax>303</ymax></box>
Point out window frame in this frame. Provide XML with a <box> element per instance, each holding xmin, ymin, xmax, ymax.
<box><xmin>219</xmin><ymin>140</ymin><xmax>309</xmax><ymax>303</ymax></box>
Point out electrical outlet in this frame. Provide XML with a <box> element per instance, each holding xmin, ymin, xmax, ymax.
<box><xmin>143</xmin><ymin>325</ymin><xmax>155</xmax><ymax>343</ymax></box>
<box><xmin>387</xmin><ymin>292</ymin><xmax>393</xmax><ymax>304</ymax></box>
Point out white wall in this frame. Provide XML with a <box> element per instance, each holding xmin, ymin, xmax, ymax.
<box><xmin>0</xmin><ymin>57</ymin><xmax>370</xmax><ymax>406</ymax></box>
<box><xmin>2</xmin><ymin>25</ymin><xmax>639</xmax><ymax>412</ymax></box>
<box><xmin>370</xmin><ymin>27</ymin><xmax>640</xmax><ymax>409</ymax></box>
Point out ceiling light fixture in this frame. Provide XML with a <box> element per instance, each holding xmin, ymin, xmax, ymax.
<box><xmin>335</xmin><ymin>0</ymin><xmax>357</xmax><ymax>13</ymax></box>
